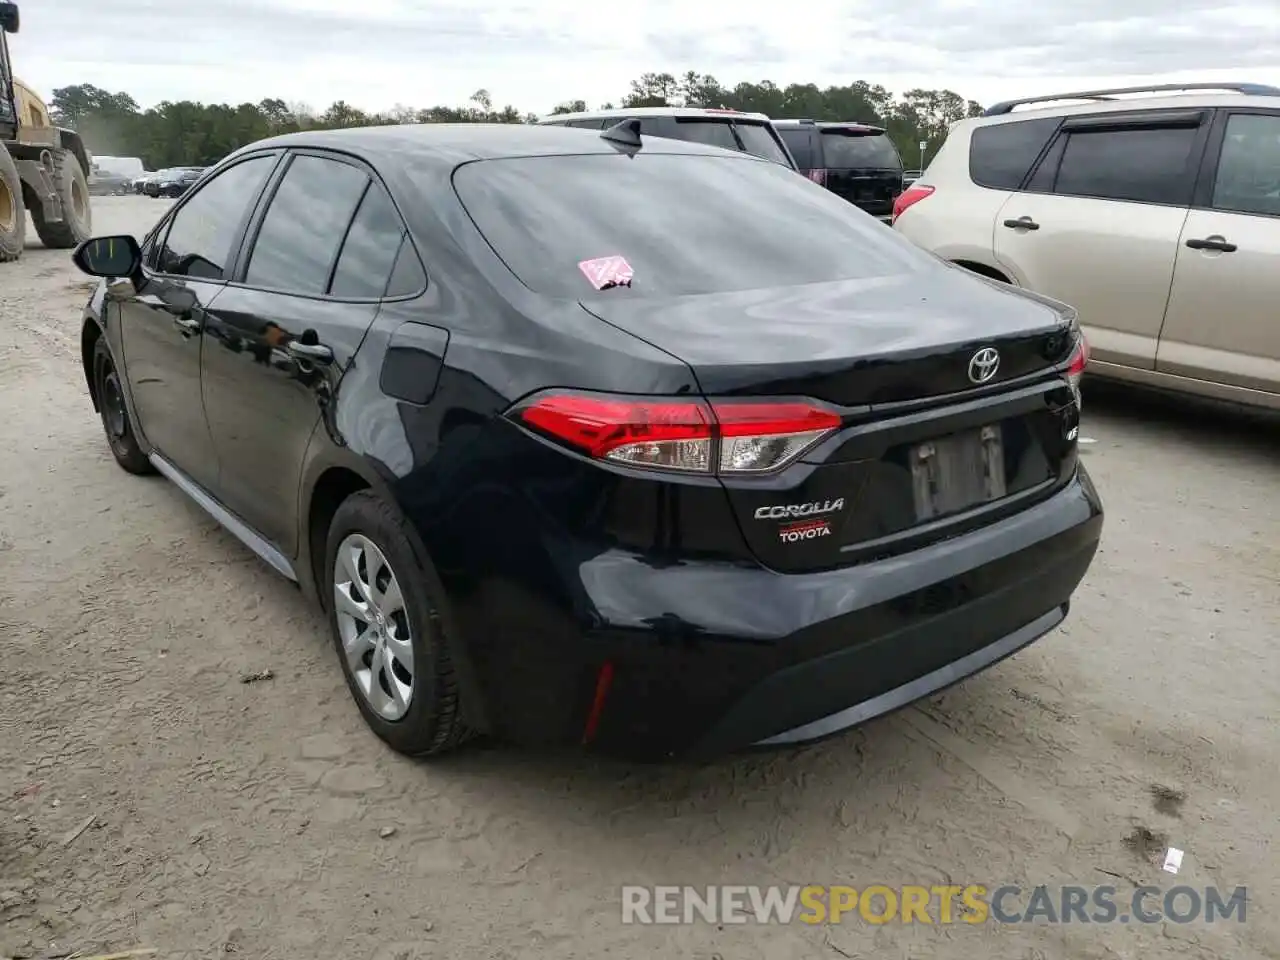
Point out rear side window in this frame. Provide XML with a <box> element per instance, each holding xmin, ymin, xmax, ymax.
<box><xmin>156</xmin><ymin>155</ymin><xmax>275</xmax><ymax>280</ymax></box>
<box><xmin>245</xmin><ymin>154</ymin><xmax>370</xmax><ymax>294</ymax></box>
<box><xmin>969</xmin><ymin>118</ymin><xmax>1061</xmax><ymax>189</ymax></box>
<box><xmin>779</xmin><ymin>128</ymin><xmax>813</xmax><ymax>169</ymax></box>
<box><xmin>329</xmin><ymin>183</ymin><xmax>408</xmax><ymax>298</ymax></box>
<box><xmin>820</xmin><ymin>131</ymin><xmax>901</xmax><ymax>170</ymax></box>
<box><xmin>1051</xmin><ymin>126</ymin><xmax>1200</xmax><ymax>205</ymax></box>
<box><xmin>453</xmin><ymin>154</ymin><xmax>934</xmax><ymax>299</ymax></box>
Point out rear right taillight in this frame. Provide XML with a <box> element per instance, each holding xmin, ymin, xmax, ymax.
<box><xmin>891</xmin><ymin>184</ymin><xmax>934</xmax><ymax>224</ymax></box>
<box><xmin>1065</xmin><ymin>331</ymin><xmax>1089</xmax><ymax>406</ymax></box>
<box><xmin>806</xmin><ymin>168</ymin><xmax>828</xmax><ymax>187</ymax></box>
<box><xmin>510</xmin><ymin>391</ymin><xmax>841</xmax><ymax>475</ymax></box>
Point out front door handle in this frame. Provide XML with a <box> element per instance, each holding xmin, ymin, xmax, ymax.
<box><xmin>1003</xmin><ymin>216</ymin><xmax>1040</xmax><ymax>231</ymax></box>
<box><xmin>287</xmin><ymin>339</ymin><xmax>334</xmax><ymax>364</ymax></box>
<box><xmin>1185</xmin><ymin>236</ymin><xmax>1237</xmax><ymax>253</ymax></box>
<box><xmin>172</xmin><ymin>313</ymin><xmax>199</xmax><ymax>334</ymax></box>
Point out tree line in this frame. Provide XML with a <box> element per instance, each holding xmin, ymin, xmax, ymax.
<box><xmin>52</xmin><ymin>71</ymin><xmax>984</xmax><ymax>172</ymax></box>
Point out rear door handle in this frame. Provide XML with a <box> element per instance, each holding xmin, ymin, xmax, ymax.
<box><xmin>172</xmin><ymin>312</ymin><xmax>199</xmax><ymax>335</ymax></box>
<box><xmin>1185</xmin><ymin>236</ymin><xmax>1237</xmax><ymax>253</ymax></box>
<box><xmin>1003</xmin><ymin>217</ymin><xmax>1040</xmax><ymax>231</ymax></box>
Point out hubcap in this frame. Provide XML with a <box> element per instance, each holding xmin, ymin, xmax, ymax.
<box><xmin>333</xmin><ymin>533</ymin><xmax>415</xmax><ymax>721</ymax></box>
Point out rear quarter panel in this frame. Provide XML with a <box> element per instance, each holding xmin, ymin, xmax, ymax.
<box><xmin>894</xmin><ymin>124</ymin><xmax>1014</xmax><ymax>276</ymax></box>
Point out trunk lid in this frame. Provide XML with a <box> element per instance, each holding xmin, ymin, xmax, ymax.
<box><xmin>581</xmin><ymin>273</ymin><xmax>1081</xmax><ymax>572</ymax></box>
<box><xmin>580</xmin><ymin>272</ymin><xmax>1073</xmax><ymax>407</ymax></box>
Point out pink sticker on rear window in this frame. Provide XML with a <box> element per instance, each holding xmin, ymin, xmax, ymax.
<box><xmin>578</xmin><ymin>255</ymin><xmax>634</xmax><ymax>290</ymax></box>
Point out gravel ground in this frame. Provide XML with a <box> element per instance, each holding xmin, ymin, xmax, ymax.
<box><xmin>1</xmin><ymin>196</ymin><xmax>1277</xmax><ymax>960</ymax></box>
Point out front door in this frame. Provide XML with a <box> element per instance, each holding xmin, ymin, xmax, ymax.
<box><xmin>119</xmin><ymin>153</ymin><xmax>280</xmax><ymax>488</ymax></box>
<box><xmin>993</xmin><ymin>113</ymin><xmax>1206</xmax><ymax>370</ymax></box>
<box><xmin>201</xmin><ymin>152</ymin><xmax>408</xmax><ymax>555</ymax></box>
<box><xmin>1157</xmin><ymin>110</ymin><xmax>1280</xmax><ymax>398</ymax></box>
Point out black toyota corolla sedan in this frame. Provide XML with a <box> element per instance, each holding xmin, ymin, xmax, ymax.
<box><xmin>72</xmin><ymin>122</ymin><xmax>1102</xmax><ymax>760</ymax></box>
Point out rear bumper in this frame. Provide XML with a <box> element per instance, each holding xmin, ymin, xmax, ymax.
<box><xmin>455</xmin><ymin>466</ymin><xmax>1102</xmax><ymax>759</ymax></box>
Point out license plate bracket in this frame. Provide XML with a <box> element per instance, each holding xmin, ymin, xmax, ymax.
<box><xmin>910</xmin><ymin>424</ymin><xmax>1007</xmax><ymax>521</ymax></box>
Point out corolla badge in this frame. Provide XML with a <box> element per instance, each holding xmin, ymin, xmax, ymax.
<box><xmin>967</xmin><ymin>347</ymin><xmax>1000</xmax><ymax>384</ymax></box>
<box><xmin>754</xmin><ymin>499</ymin><xmax>845</xmax><ymax>520</ymax></box>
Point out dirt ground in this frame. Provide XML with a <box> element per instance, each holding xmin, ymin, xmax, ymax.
<box><xmin>1</xmin><ymin>196</ymin><xmax>1277</xmax><ymax>960</ymax></box>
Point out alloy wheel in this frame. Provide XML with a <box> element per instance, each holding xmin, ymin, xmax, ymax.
<box><xmin>333</xmin><ymin>533</ymin><xmax>415</xmax><ymax>721</ymax></box>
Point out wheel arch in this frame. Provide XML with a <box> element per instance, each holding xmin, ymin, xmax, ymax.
<box><xmin>81</xmin><ymin>317</ymin><xmax>103</xmax><ymax>411</ymax></box>
<box><xmin>304</xmin><ymin>464</ymin><xmax>373</xmax><ymax>610</ymax></box>
<box><xmin>951</xmin><ymin>259</ymin><xmax>1013</xmax><ymax>283</ymax></box>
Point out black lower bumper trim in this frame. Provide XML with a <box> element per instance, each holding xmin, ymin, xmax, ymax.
<box><xmin>753</xmin><ymin>604</ymin><xmax>1065</xmax><ymax>745</ymax></box>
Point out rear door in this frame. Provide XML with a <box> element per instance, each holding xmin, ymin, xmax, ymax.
<box><xmin>200</xmin><ymin>151</ymin><xmax>406</xmax><ymax>554</ymax></box>
<box><xmin>993</xmin><ymin>110</ymin><xmax>1208</xmax><ymax>370</ymax></box>
<box><xmin>1157</xmin><ymin>109</ymin><xmax>1280</xmax><ymax>398</ymax></box>
<box><xmin>818</xmin><ymin>127</ymin><xmax>903</xmax><ymax>218</ymax></box>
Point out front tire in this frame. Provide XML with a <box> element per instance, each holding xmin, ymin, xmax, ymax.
<box><xmin>92</xmin><ymin>336</ymin><xmax>153</xmax><ymax>475</ymax></box>
<box><xmin>32</xmin><ymin>149</ymin><xmax>92</xmax><ymax>249</ymax></box>
<box><xmin>325</xmin><ymin>492</ymin><xmax>469</xmax><ymax>756</ymax></box>
<box><xmin>0</xmin><ymin>145</ymin><xmax>25</xmax><ymax>263</ymax></box>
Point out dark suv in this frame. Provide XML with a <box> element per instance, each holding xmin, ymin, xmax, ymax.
<box><xmin>774</xmin><ymin>120</ymin><xmax>905</xmax><ymax>221</ymax></box>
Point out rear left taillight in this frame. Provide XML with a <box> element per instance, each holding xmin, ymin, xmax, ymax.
<box><xmin>806</xmin><ymin>168</ymin><xmax>828</xmax><ymax>187</ymax></box>
<box><xmin>510</xmin><ymin>391</ymin><xmax>841</xmax><ymax>475</ymax></box>
<box><xmin>891</xmin><ymin>184</ymin><xmax>934</xmax><ymax>224</ymax></box>
<box><xmin>1065</xmin><ymin>331</ymin><xmax>1089</xmax><ymax>406</ymax></box>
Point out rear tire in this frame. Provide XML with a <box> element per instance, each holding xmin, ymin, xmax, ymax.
<box><xmin>0</xmin><ymin>145</ymin><xmax>25</xmax><ymax>263</ymax></box>
<box><xmin>31</xmin><ymin>149</ymin><xmax>92</xmax><ymax>250</ymax></box>
<box><xmin>92</xmin><ymin>336</ymin><xmax>153</xmax><ymax>475</ymax></box>
<box><xmin>325</xmin><ymin>492</ymin><xmax>470</xmax><ymax>757</ymax></box>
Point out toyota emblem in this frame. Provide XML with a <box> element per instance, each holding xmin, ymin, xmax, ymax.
<box><xmin>967</xmin><ymin>347</ymin><xmax>1000</xmax><ymax>384</ymax></box>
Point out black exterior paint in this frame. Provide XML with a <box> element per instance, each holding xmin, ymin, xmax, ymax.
<box><xmin>80</xmin><ymin>124</ymin><xmax>1103</xmax><ymax>758</ymax></box>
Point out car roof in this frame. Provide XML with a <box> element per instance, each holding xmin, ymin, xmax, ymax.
<box><xmin>963</xmin><ymin>91</ymin><xmax>1280</xmax><ymax>129</ymax></box>
<box><xmin>537</xmin><ymin>106</ymin><xmax>773</xmax><ymax>123</ymax></box>
<box><xmin>772</xmin><ymin>119</ymin><xmax>887</xmax><ymax>133</ymax></box>
<box><xmin>236</xmin><ymin>122</ymin><xmax>765</xmax><ymax>169</ymax></box>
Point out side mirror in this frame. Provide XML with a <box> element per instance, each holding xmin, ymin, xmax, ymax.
<box><xmin>72</xmin><ymin>235</ymin><xmax>141</xmax><ymax>278</ymax></box>
<box><xmin>0</xmin><ymin>2</ymin><xmax>18</xmax><ymax>33</ymax></box>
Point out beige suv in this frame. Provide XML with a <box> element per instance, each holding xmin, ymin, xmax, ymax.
<box><xmin>892</xmin><ymin>83</ymin><xmax>1280</xmax><ymax>411</ymax></box>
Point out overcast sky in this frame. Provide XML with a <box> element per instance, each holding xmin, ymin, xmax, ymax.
<box><xmin>15</xmin><ymin>0</ymin><xmax>1280</xmax><ymax>116</ymax></box>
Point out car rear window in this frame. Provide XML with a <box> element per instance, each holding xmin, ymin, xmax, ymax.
<box><xmin>969</xmin><ymin>117</ymin><xmax>1061</xmax><ymax>189</ymax></box>
<box><xmin>820</xmin><ymin>130</ymin><xmax>902</xmax><ymax>169</ymax></box>
<box><xmin>730</xmin><ymin>122</ymin><xmax>792</xmax><ymax>166</ymax></box>
<box><xmin>452</xmin><ymin>154</ymin><xmax>931</xmax><ymax>299</ymax></box>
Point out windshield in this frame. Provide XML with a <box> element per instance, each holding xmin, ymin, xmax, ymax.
<box><xmin>821</xmin><ymin>130</ymin><xmax>902</xmax><ymax>170</ymax></box>
<box><xmin>453</xmin><ymin>153</ymin><xmax>930</xmax><ymax>299</ymax></box>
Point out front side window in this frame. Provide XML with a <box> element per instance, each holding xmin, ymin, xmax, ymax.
<box><xmin>244</xmin><ymin>154</ymin><xmax>370</xmax><ymax>294</ymax></box>
<box><xmin>1211</xmin><ymin>113</ymin><xmax>1280</xmax><ymax>217</ymax></box>
<box><xmin>1050</xmin><ymin>124</ymin><xmax>1200</xmax><ymax>205</ymax></box>
<box><xmin>156</xmin><ymin>155</ymin><xmax>276</xmax><ymax>280</ymax></box>
<box><xmin>452</xmin><ymin>153</ymin><xmax>934</xmax><ymax>299</ymax></box>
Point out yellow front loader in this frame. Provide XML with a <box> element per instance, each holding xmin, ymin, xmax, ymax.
<box><xmin>0</xmin><ymin>1</ymin><xmax>93</xmax><ymax>262</ymax></box>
